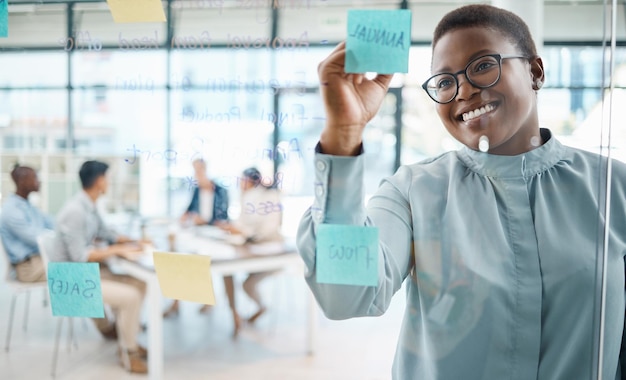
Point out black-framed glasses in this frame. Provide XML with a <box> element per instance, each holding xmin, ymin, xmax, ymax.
<box><xmin>421</xmin><ymin>53</ymin><xmax>528</xmax><ymax>104</ymax></box>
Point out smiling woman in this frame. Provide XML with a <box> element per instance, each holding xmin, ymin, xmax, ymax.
<box><xmin>429</xmin><ymin>25</ymin><xmax>544</xmax><ymax>156</ymax></box>
<box><xmin>297</xmin><ymin>3</ymin><xmax>626</xmax><ymax>380</ymax></box>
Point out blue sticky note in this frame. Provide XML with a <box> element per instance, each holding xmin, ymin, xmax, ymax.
<box><xmin>0</xmin><ymin>0</ymin><xmax>8</xmax><ymax>38</ymax></box>
<box><xmin>316</xmin><ymin>224</ymin><xmax>378</xmax><ymax>286</ymax></box>
<box><xmin>345</xmin><ymin>9</ymin><xmax>412</xmax><ymax>74</ymax></box>
<box><xmin>47</xmin><ymin>262</ymin><xmax>105</xmax><ymax>318</ymax></box>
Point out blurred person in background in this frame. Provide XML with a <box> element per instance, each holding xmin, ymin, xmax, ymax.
<box><xmin>53</xmin><ymin>160</ymin><xmax>148</xmax><ymax>374</ymax></box>
<box><xmin>219</xmin><ymin>167</ymin><xmax>284</xmax><ymax>338</ymax></box>
<box><xmin>164</xmin><ymin>158</ymin><xmax>230</xmax><ymax>317</ymax></box>
<box><xmin>180</xmin><ymin>158</ymin><xmax>229</xmax><ymax>226</ymax></box>
<box><xmin>0</xmin><ymin>165</ymin><xmax>53</xmax><ymax>282</ymax></box>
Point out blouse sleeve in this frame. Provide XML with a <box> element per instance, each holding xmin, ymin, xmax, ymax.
<box><xmin>296</xmin><ymin>144</ymin><xmax>414</xmax><ymax>319</ymax></box>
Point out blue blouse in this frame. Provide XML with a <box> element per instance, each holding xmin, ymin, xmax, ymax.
<box><xmin>297</xmin><ymin>129</ymin><xmax>626</xmax><ymax>379</ymax></box>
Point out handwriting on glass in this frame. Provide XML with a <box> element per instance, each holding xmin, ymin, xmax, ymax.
<box><xmin>245</xmin><ymin>201</ymin><xmax>282</xmax><ymax>215</ymax></box>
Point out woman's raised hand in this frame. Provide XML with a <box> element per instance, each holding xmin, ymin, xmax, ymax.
<box><xmin>318</xmin><ymin>41</ymin><xmax>394</xmax><ymax>156</ymax></box>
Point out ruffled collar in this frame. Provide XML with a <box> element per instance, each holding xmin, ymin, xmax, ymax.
<box><xmin>457</xmin><ymin>129</ymin><xmax>566</xmax><ymax>179</ymax></box>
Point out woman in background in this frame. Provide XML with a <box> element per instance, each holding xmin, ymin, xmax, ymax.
<box><xmin>219</xmin><ymin>167</ymin><xmax>283</xmax><ymax>337</ymax></box>
<box><xmin>164</xmin><ymin>158</ymin><xmax>230</xmax><ymax>317</ymax></box>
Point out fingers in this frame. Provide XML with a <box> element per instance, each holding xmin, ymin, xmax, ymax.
<box><xmin>329</xmin><ymin>40</ymin><xmax>346</xmax><ymax>54</ymax></box>
<box><xmin>318</xmin><ymin>42</ymin><xmax>347</xmax><ymax>80</ymax></box>
<box><xmin>372</xmin><ymin>73</ymin><xmax>394</xmax><ymax>89</ymax></box>
<box><xmin>318</xmin><ymin>40</ymin><xmax>394</xmax><ymax>89</ymax></box>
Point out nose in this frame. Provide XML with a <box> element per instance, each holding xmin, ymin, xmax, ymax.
<box><xmin>455</xmin><ymin>74</ymin><xmax>480</xmax><ymax>101</ymax></box>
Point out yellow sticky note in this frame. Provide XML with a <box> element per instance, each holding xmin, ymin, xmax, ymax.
<box><xmin>153</xmin><ymin>251</ymin><xmax>215</xmax><ymax>305</ymax></box>
<box><xmin>106</xmin><ymin>0</ymin><xmax>166</xmax><ymax>23</ymax></box>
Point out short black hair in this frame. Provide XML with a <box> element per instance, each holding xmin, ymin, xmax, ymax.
<box><xmin>242</xmin><ymin>167</ymin><xmax>275</xmax><ymax>189</ymax></box>
<box><xmin>10</xmin><ymin>165</ymin><xmax>34</xmax><ymax>185</ymax></box>
<box><xmin>79</xmin><ymin>160</ymin><xmax>109</xmax><ymax>189</ymax></box>
<box><xmin>433</xmin><ymin>4</ymin><xmax>538</xmax><ymax>59</ymax></box>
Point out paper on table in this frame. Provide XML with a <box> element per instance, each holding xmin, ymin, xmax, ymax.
<box><xmin>0</xmin><ymin>0</ymin><xmax>8</xmax><ymax>38</ymax></box>
<box><xmin>315</xmin><ymin>224</ymin><xmax>379</xmax><ymax>286</ymax></box>
<box><xmin>106</xmin><ymin>0</ymin><xmax>166</xmax><ymax>23</ymax></box>
<box><xmin>47</xmin><ymin>262</ymin><xmax>105</xmax><ymax>318</ymax></box>
<box><xmin>175</xmin><ymin>231</ymin><xmax>238</xmax><ymax>260</ymax></box>
<box><xmin>195</xmin><ymin>225</ymin><xmax>229</xmax><ymax>240</ymax></box>
<box><xmin>153</xmin><ymin>251</ymin><xmax>215</xmax><ymax>305</ymax></box>
<box><xmin>345</xmin><ymin>9</ymin><xmax>412</xmax><ymax>74</ymax></box>
<box><xmin>248</xmin><ymin>241</ymin><xmax>289</xmax><ymax>256</ymax></box>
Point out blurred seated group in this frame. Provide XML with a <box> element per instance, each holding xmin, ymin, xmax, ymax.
<box><xmin>1</xmin><ymin>162</ymin><xmax>148</xmax><ymax>373</ymax></box>
<box><xmin>0</xmin><ymin>157</ymin><xmax>285</xmax><ymax>373</ymax></box>
<box><xmin>165</xmin><ymin>159</ymin><xmax>285</xmax><ymax>339</ymax></box>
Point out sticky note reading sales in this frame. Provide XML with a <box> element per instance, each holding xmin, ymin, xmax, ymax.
<box><xmin>316</xmin><ymin>224</ymin><xmax>378</xmax><ymax>286</ymax></box>
<box><xmin>0</xmin><ymin>0</ymin><xmax>8</xmax><ymax>38</ymax></box>
<box><xmin>153</xmin><ymin>251</ymin><xmax>215</xmax><ymax>305</ymax></box>
<box><xmin>47</xmin><ymin>262</ymin><xmax>105</xmax><ymax>318</ymax></box>
<box><xmin>106</xmin><ymin>0</ymin><xmax>166</xmax><ymax>23</ymax></box>
<box><xmin>345</xmin><ymin>9</ymin><xmax>412</xmax><ymax>74</ymax></box>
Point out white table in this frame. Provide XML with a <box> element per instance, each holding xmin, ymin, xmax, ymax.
<box><xmin>112</xmin><ymin>230</ymin><xmax>318</xmax><ymax>380</ymax></box>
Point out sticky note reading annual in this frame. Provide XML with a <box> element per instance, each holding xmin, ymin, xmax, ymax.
<box><xmin>106</xmin><ymin>0</ymin><xmax>166</xmax><ymax>23</ymax></box>
<box><xmin>345</xmin><ymin>9</ymin><xmax>411</xmax><ymax>74</ymax></box>
<box><xmin>47</xmin><ymin>262</ymin><xmax>105</xmax><ymax>318</ymax></box>
<box><xmin>153</xmin><ymin>251</ymin><xmax>215</xmax><ymax>305</ymax></box>
<box><xmin>0</xmin><ymin>0</ymin><xmax>8</xmax><ymax>38</ymax></box>
<box><xmin>316</xmin><ymin>224</ymin><xmax>379</xmax><ymax>286</ymax></box>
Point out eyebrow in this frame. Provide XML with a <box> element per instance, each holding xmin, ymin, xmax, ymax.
<box><xmin>431</xmin><ymin>49</ymin><xmax>498</xmax><ymax>74</ymax></box>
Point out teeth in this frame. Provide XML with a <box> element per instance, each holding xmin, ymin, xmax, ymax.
<box><xmin>462</xmin><ymin>104</ymin><xmax>495</xmax><ymax>122</ymax></box>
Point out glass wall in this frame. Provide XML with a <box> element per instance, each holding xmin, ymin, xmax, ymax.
<box><xmin>1</xmin><ymin>0</ymin><xmax>624</xmax><ymax>376</ymax></box>
<box><xmin>2</xmin><ymin>1</ymin><xmax>624</xmax><ymax>215</ymax></box>
<box><xmin>1</xmin><ymin>2</ymin><xmax>624</xmax><ymax>256</ymax></box>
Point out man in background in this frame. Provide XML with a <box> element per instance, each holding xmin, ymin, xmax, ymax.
<box><xmin>52</xmin><ymin>160</ymin><xmax>148</xmax><ymax>374</ymax></box>
<box><xmin>0</xmin><ymin>165</ymin><xmax>53</xmax><ymax>282</ymax></box>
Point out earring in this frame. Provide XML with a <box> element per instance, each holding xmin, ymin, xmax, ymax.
<box><xmin>536</xmin><ymin>80</ymin><xmax>543</xmax><ymax>89</ymax></box>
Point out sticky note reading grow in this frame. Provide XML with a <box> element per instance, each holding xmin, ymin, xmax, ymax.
<box><xmin>0</xmin><ymin>0</ymin><xmax>8</xmax><ymax>38</ymax></box>
<box><xmin>345</xmin><ymin>9</ymin><xmax>412</xmax><ymax>74</ymax></box>
<box><xmin>106</xmin><ymin>0</ymin><xmax>166</xmax><ymax>23</ymax></box>
<box><xmin>47</xmin><ymin>262</ymin><xmax>104</xmax><ymax>318</ymax></box>
<box><xmin>153</xmin><ymin>251</ymin><xmax>215</xmax><ymax>305</ymax></box>
<box><xmin>316</xmin><ymin>224</ymin><xmax>378</xmax><ymax>286</ymax></box>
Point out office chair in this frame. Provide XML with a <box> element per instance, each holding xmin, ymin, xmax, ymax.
<box><xmin>37</xmin><ymin>229</ymin><xmax>82</xmax><ymax>378</ymax></box>
<box><xmin>1</xmin><ymin>238</ymin><xmax>48</xmax><ymax>352</ymax></box>
<box><xmin>37</xmin><ymin>230</ymin><xmax>124</xmax><ymax>377</ymax></box>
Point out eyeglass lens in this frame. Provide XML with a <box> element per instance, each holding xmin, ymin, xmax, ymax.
<box><xmin>425</xmin><ymin>55</ymin><xmax>502</xmax><ymax>103</ymax></box>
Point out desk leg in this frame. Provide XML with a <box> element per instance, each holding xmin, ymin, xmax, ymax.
<box><xmin>306</xmin><ymin>289</ymin><xmax>317</xmax><ymax>355</ymax></box>
<box><xmin>147</xmin><ymin>276</ymin><xmax>163</xmax><ymax>380</ymax></box>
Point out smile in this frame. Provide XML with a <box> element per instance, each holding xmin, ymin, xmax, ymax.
<box><xmin>462</xmin><ymin>104</ymin><xmax>496</xmax><ymax>122</ymax></box>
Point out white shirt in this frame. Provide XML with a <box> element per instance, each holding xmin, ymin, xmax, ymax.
<box><xmin>236</xmin><ymin>187</ymin><xmax>282</xmax><ymax>242</ymax></box>
<box><xmin>199</xmin><ymin>188</ymin><xmax>214</xmax><ymax>223</ymax></box>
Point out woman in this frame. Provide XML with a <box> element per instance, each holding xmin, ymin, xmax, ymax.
<box><xmin>220</xmin><ymin>167</ymin><xmax>283</xmax><ymax>337</ymax></box>
<box><xmin>164</xmin><ymin>158</ymin><xmax>229</xmax><ymax>317</ymax></box>
<box><xmin>297</xmin><ymin>4</ymin><xmax>626</xmax><ymax>379</ymax></box>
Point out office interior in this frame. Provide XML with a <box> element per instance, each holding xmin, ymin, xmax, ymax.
<box><xmin>0</xmin><ymin>0</ymin><xmax>625</xmax><ymax>379</ymax></box>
